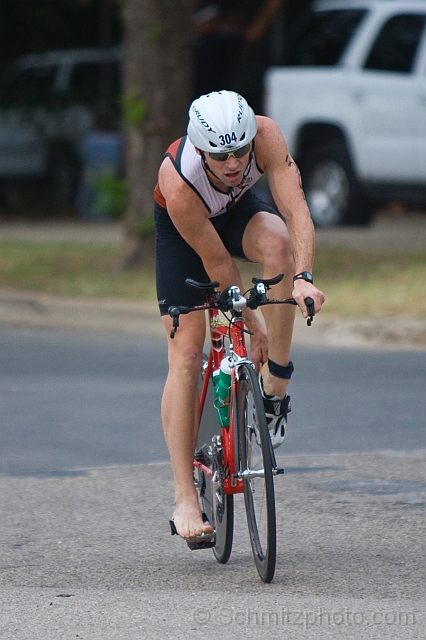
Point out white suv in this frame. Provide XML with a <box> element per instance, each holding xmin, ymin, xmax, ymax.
<box><xmin>265</xmin><ymin>1</ymin><xmax>426</xmax><ymax>226</ymax></box>
<box><xmin>0</xmin><ymin>47</ymin><xmax>121</xmax><ymax>208</ymax></box>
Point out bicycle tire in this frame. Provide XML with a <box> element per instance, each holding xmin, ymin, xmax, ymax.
<box><xmin>197</xmin><ymin>467</ymin><xmax>234</xmax><ymax>564</ymax></box>
<box><xmin>197</xmin><ymin>360</ymin><xmax>234</xmax><ymax>564</ymax></box>
<box><xmin>237</xmin><ymin>363</ymin><xmax>276</xmax><ymax>582</ymax></box>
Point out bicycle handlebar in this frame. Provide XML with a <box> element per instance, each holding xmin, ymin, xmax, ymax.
<box><xmin>168</xmin><ymin>275</ymin><xmax>315</xmax><ymax>337</ymax></box>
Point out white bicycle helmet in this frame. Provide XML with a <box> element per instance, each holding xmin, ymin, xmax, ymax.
<box><xmin>187</xmin><ymin>90</ymin><xmax>257</xmax><ymax>152</ymax></box>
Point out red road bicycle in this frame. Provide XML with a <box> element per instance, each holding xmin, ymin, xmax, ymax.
<box><xmin>169</xmin><ymin>274</ymin><xmax>314</xmax><ymax>583</ymax></box>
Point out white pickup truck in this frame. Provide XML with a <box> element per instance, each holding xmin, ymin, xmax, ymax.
<box><xmin>265</xmin><ymin>0</ymin><xmax>426</xmax><ymax>227</ymax></box>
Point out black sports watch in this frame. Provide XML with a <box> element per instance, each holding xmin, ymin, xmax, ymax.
<box><xmin>293</xmin><ymin>271</ymin><xmax>314</xmax><ymax>284</ymax></box>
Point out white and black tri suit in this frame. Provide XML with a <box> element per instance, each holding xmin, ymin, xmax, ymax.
<box><xmin>154</xmin><ymin>136</ymin><xmax>279</xmax><ymax>315</ymax></box>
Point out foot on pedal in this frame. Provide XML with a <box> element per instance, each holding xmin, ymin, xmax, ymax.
<box><xmin>169</xmin><ymin>512</ymin><xmax>216</xmax><ymax>550</ymax></box>
<box><xmin>259</xmin><ymin>374</ymin><xmax>291</xmax><ymax>449</ymax></box>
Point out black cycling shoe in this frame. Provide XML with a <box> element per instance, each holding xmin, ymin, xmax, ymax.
<box><xmin>259</xmin><ymin>374</ymin><xmax>291</xmax><ymax>449</ymax></box>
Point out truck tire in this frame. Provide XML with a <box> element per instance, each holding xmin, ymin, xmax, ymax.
<box><xmin>299</xmin><ymin>142</ymin><xmax>373</xmax><ymax>227</ymax></box>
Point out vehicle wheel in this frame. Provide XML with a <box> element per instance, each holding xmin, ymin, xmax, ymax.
<box><xmin>197</xmin><ymin>461</ymin><xmax>234</xmax><ymax>564</ymax></box>
<box><xmin>237</xmin><ymin>363</ymin><xmax>276</xmax><ymax>583</ymax></box>
<box><xmin>46</xmin><ymin>143</ymin><xmax>81</xmax><ymax>208</ymax></box>
<box><xmin>299</xmin><ymin>142</ymin><xmax>373</xmax><ymax>227</ymax></box>
<box><xmin>197</xmin><ymin>358</ymin><xmax>234</xmax><ymax>564</ymax></box>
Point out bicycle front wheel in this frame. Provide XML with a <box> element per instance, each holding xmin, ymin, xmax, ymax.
<box><xmin>237</xmin><ymin>363</ymin><xmax>276</xmax><ymax>583</ymax></box>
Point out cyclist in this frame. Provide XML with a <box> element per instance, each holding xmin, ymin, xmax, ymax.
<box><xmin>154</xmin><ymin>90</ymin><xmax>325</xmax><ymax>543</ymax></box>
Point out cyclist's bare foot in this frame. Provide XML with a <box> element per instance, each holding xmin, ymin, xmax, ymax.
<box><xmin>260</xmin><ymin>362</ymin><xmax>288</xmax><ymax>399</ymax></box>
<box><xmin>173</xmin><ymin>491</ymin><xmax>214</xmax><ymax>540</ymax></box>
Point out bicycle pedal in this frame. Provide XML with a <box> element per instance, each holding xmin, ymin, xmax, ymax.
<box><xmin>187</xmin><ymin>538</ymin><xmax>216</xmax><ymax>551</ymax></box>
<box><xmin>273</xmin><ymin>467</ymin><xmax>285</xmax><ymax>475</ymax></box>
<box><xmin>186</xmin><ymin>514</ymin><xmax>216</xmax><ymax>550</ymax></box>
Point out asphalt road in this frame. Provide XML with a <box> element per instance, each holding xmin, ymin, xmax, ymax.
<box><xmin>1</xmin><ymin>327</ymin><xmax>425</xmax><ymax>639</ymax></box>
<box><xmin>1</xmin><ymin>327</ymin><xmax>426</xmax><ymax>475</ymax></box>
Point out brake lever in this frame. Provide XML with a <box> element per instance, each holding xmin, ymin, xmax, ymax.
<box><xmin>168</xmin><ymin>307</ymin><xmax>180</xmax><ymax>338</ymax></box>
<box><xmin>304</xmin><ymin>297</ymin><xmax>315</xmax><ymax>327</ymax></box>
<box><xmin>168</xmin><ymin>304</ymin><xmax>196</xmax><ymax>337</ymax></box>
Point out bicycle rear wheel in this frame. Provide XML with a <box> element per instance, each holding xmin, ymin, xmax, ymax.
<box><xmin>197</xmin><ymin>360</ymin><xmax>234</xmax><ymax>564</ymax></box>
<box><xmin>197</xmin><ymin>459</ymin><xmax>234</xmax><ymax>564</ymax></box>
<box><xmin>237</xmin><ymin>363</ymin><xmax>276</xmax><ymax>583</ymax></box>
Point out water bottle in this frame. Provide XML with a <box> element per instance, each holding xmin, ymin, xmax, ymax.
<box><xmin>213</xmin><ymin>356</ymin><xmax>233</xmax><ymax>427</ymax></box>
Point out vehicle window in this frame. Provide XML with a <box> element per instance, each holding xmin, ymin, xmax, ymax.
<box><xmin>68</xmin><ymin>61</ymin><xmax>120</xmax><ymax>106</ymax></box>
<box><xmin>68</xmin><ymin>62</ymin><xmax>101</xmax><ymax>104</ymax></box>
<box><xmin>286</xmin><ymin>10</ymin><xmax>367</xmax><ymax>66</ymax></box>
<box><xmin>364</xmin><ymin>14</ymin><xmax>426</xmax><ymax>73</ymax></box>
<box><xmin>0</xmin><ymin>65</ymin><xmax>58</xmax><ymax>107</ymax></box>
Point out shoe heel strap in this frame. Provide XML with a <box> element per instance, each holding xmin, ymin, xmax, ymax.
<box><xmin>263</xmin><ymin>394</ymin><xmax>291</xmax><ymax>415</ymax></box>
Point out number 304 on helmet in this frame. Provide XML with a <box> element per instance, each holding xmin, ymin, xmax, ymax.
<box><xmin>187</xmin><ymin>90</ymin><xmax>257</xmax><ymax>154</ymax></box>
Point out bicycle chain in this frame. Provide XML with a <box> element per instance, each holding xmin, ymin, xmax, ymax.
<box><xmin>194</xmin><ymin>438</ymin><xmax>228</xmax><ymax>521</ymax></box>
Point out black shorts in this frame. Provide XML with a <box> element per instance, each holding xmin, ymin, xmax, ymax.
<box><xmin>155</xmin><ymin>190</ymin><xmax>279</xmax><ymax>316</ymax></box>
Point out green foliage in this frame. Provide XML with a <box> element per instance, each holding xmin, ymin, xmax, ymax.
<box><xmin>149</xmin><ymin>22</ymin><xmax>162</xmax><ymax>40</ymax></box>
<box><xmin>133</xmin><ymin>215</ymin><xmax>155</xmax><ymax>237</ymax></box>
<box><xmin>120</xmin><ymin>93</ymin><xmax>148</xmax><ymax>128</ymax></box>
<box><xmin>93</xmin><ymin>175</ymin><xmax>128</xmax><ymax>218</ymax></box>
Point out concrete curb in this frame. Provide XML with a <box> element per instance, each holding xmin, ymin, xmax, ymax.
<box><xmin>0</xmin><ymin>290</ymin><xmax>163</xmax><ymax>337</ymax></box>
<box><xmin>1</xmin><ymin>212</ymin><xmax>426</xmax><ymax>251</ymax></box>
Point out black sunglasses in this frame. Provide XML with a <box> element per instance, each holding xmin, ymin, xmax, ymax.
<box><xmin>208</xmin><ymin>143</ymin><xmax>251</xmax><ymax>162</ymax></box>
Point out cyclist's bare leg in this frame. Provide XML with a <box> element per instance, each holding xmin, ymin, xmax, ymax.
<box><xmin>242</xmin><ymin>211</ymin><xmax>295</xmax><ymax>398</ymax></box>
<box><xmin>161</xmin><ymin>311</ymin><xmax>214</xmax><ymax>539</ymax></box>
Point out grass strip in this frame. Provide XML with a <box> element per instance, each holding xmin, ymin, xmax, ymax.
<box><xmin>0</xmin><ymin>241</ymin><xmax>156</xmax><ymax>301</ymax></box>
<box><xmin>0</xmin><ymin>241</ymin><xmax>424</xmax><ymax>318</ymax></box>
<box><xmin>314</xmin><ymin>249</ymin><xmax>426</xmax><ymax>317</ymax></box>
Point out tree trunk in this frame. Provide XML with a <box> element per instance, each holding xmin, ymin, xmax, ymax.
<box><xmin>121</xmin><ymin>0</ymin><xmax>195</xmax><ymax>266</ymax></box>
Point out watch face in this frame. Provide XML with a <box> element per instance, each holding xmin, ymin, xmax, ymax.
<box><xmin>295</xmin><ymin>272</ymin><xmax>313</xmax><ymax>283</ymax></box>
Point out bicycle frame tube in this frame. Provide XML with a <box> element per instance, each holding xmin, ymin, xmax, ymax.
<box><xmin>199</xmin><ymin>307</ymin><xmax>223</xmax><ymax>415</ymax></box>
<box><xmin>195</xmin><ymin>307</ymin><xmax>245</xmax><ymax>495</ymax></box>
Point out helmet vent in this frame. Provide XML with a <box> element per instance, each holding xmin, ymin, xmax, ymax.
<box><xmin>187</xmin><ymin>90</ymin><xmax>257</xmax><ymax>153</ymax></box>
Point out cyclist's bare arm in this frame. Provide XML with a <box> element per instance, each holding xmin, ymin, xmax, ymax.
<box><xmin>158</xmin><ymin>158</ymin><xmax>267</xmax><ymax>343</ymax></box>
<box><xmin>254</xmin><ymin>116</ymin><xmax>325</xmax><ymax>316</ymax></box>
